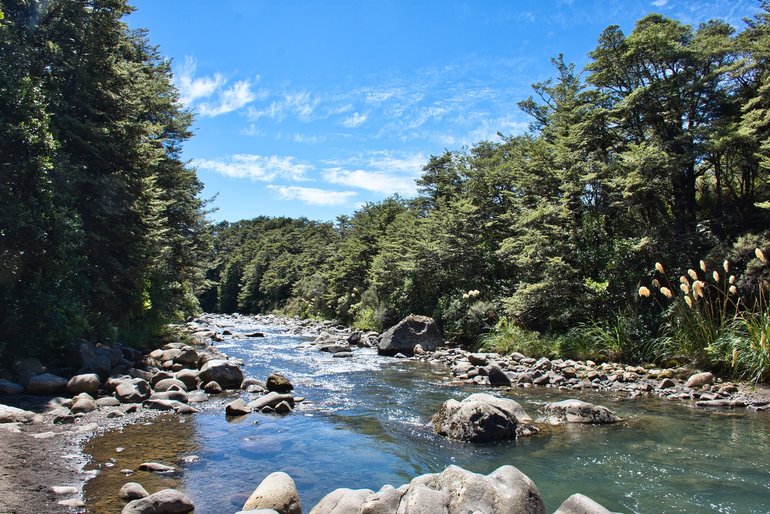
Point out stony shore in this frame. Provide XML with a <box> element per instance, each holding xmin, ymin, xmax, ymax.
<box><xmin>1</xmin><ymin>311</ymin><xmax>768</xmax><ymax>513</ymax></box>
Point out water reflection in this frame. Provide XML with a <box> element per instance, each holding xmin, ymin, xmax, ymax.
<box><xmin>84</xmin><ymin>324</ymin><xmax>770</xmax><ymax>514</ymax></box>
<box><xmin>83</xmin><ymin>415</ymin><xmax>199</xmax><ymax>513</ymax></box>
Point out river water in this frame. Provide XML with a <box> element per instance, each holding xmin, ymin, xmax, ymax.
<box><xmin>84</xmin><ymin>319</ymin><xmax>770</xmax><ymax>513</ymax></box>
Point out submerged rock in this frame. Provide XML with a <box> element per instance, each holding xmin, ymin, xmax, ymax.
<box><xmin>432</xmin><ymin>393</ymin><xmax>535</xmax><ymax>442</ymax></box>
<box><xmin>120</xmin><ymin>482</ymin><xmax>149</xmax><ymax>501</ymax></box>
<box><xmin>309</xmin><ymin>465</ymin><xmax>546</xmax><ymax>514</ymax></box>
<box><xmin>138</xmin><ymin>462</ymin><xmax>176</xmax><ymax>474</ymax></box>
<box><xmin>242</xmin><ymin>471</ymin><xmax>302</xmax><ymax>514</ymax></box>
<box><xmin>543</xmin><ymin>399</ymin><xmax>620</xmax><ymax>425</ymax></box>
<box><xmin>121</xmin><ymin>488</ymin><xmax>193</xmax><ymax>514</ymax></box>
<box><xmin>377</xmin><ymin>315</ymin><xmax>443</xmax><ymax>356</ymax></box>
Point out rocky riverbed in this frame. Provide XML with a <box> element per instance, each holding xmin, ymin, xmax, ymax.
<box><xmin>1</xmin><ymin>312</ymin><xmax>769</xmax><ymax>513</ymax></box>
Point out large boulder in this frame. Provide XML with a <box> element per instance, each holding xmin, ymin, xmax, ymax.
<box><xmin>543</xmin><ymin>400</ymin><xmax>620</xmax><ymax>425</ymax></box>
<box><xmin>432</xmin><ymin>393</ymin><xmax>535</xmax><ymax>442</ymax></box>
<box><xmin>121</xmin><ymin>488</ymin><xmax>194</xmax><ymax>514</ymax></box>
<box><xmin>377</xmin><ymin>315</ymin><xmax>443</xmax><ymax>356</ymax></box>
<box><xmin>266</xmin><ymin>374</ymin><xmax>293</xmax><ymax>393</ymax></box>
<box><xmin>684</xmin><ymin>371</ymin><xmax>714</xmax><ymax>389</ymax></box>
<box><xmin>115</xmin><ymin>379</ymin><xmax>152</xmax><ymax>404</ymax></box>
<box><xmin>174</xmin><ymin>370</ymin><xmax>200</xmax><ymax>391</ymax></box>
<box><xmin>26</xmin><ymin>373</ymin><xmax>68</xmax><ymax>395</ymax></box>
<box><xmin>553</xmin><ymin>493</ymin><xmax>612</xmax><ymax>514</ymax></box>
<box><xmin>242</xmin><ymin>471</ymin><xmax>302</xmax><ymax>514</ymax></box>
<box><xmin>68</xmin><ymin>340</ymin><xmax>113</xmax><ymax>378</ymax></box>
<box><xmin>67</xmin><ymin>373</ymin><xmax>101</xmax><ymax>395</ymax></box>
<box><xmin>309</xmin><ymin>465</ymin><xmax>545</xmax><ymax>514</ymax></box>
<box><xmin>198</xmin><ymin>359</ymin><xmax>244</xmax><ymax>389</ymax></box>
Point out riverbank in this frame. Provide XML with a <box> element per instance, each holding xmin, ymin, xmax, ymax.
<box><xmin>1</xmin><ymin>312</ymin><xmax>769</xmax><ymax>513</ymax></box>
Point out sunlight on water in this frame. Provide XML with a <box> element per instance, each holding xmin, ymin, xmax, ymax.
<box><xmin>84</xmin><ymin>322</ymin><xmax>770</xmax><ymax>514</ymax></box>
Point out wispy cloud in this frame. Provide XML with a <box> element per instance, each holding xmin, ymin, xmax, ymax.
<box><xmin>651</xmin><ymin>0</ymin><xmax>668</xmax><ymax>7</ymax></box>
<box><xmin>341</xmin><ymin>112</ymin><xmax>367</xmax><ymax>128</ymax></box>
<box><xmin>267</xmin><ymin>185</ymin><xmax>357</xmax><ymax>206</ymax></box>
<box><xmin>248</xmin><ymin>91</ymin><xmax>320</xmax><ymax>122</ymax></box>
<box><xmin>321</xmin><ymin>150</ymin><xmax>426</xmax><ymax>196</ymax></box>
<box><xmin>194</xmin><ymin>154</ymin><xmax>311</xmax><ymax>181</ymax></box>
<box><xmin>291</xmin><ymin>133</ymin><xmax>327</xmax><ymax>144</ymax></box>
<box><xmin>174</xmin><ymin>56</ymin><xmax>225</xmax><ymax>105</ymax></box>
<box><xmin>199</xmin><ymin>80</ymin><xmax>260</xmax><ymax>117</ymax></box>
<box><xmin>173</xmin><ymin>56</ymin><xmax>260</xmax><ymax>117</ymax></box>
<box><xmin>323</xmin><ymin>168</ymin><xmax>417</xmax><ymax>195</ymax></box>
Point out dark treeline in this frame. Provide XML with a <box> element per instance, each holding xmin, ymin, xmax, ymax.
<box><xmin>204</xmin><ymin>10</ymin><xmax>770</xmax><ymax>377</ymax></box>
<box><xmin>0</xmin><ymin>0</ymin><xmax>209</xmax><ymax>360</ymax></box>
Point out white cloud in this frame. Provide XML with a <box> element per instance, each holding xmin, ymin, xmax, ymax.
<box><xmin>267</xmin><ymin>185</ymin><xmax>357</xmax><ymax>206</ymax></box>
<box><xmin>652</xmin><ymin>0</ymin><xmax>668</xmax><ymax>6</ymax></box>
<box><xmin>174</xmin><ymin>56</ymin><xmax>225</xmax><ymax>105</ymax></box>
<box><xmin>342</xmin><ymin>112</ymin><xmax>367</xmax><ymax>128</ymax></box>
<box><xmin>173</xmin><ymin>56</ymin><xmax>260</xmax><ymax>117</ymax></box>
<box><xmin>194</xmin><ymin>154</ymin><xmax>311</xmax><ymax>181</ymax></box>
<box><xmin>320</xmin><ymin>150</ymin><xmax>426</xmax><ymax>196</ymax></box>
<box><xmin>198</xmin><ymin>80</ymin><xmax>259</xmax><ymax>117</ymax></box>
<box><xmin>323</xmin><ymin>168</ymin><xmax>417</xmax><ymax>196</ymax></box>
<box><xmin>248</xmin><ymin>91</ymin><xmax>319</xmax><ymax>122</ymax></box>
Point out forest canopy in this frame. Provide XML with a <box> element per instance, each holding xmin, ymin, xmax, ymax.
<box><xmin>202</xmin><ymin>8</ymin><xmax>770</xmax><ymax>377</ymax></box>
<box><xmin>0</xmin><ymin>0</ymin><xmax>209</xmax><ymax>359</ymax></box>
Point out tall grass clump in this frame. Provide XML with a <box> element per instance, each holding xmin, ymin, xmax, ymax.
<box><xmin>561</xmin><ymin>311</ymin><xmax>655</xmax><ymax>363</ymax></box>
<box><xmin>477</xmin><ymin>317</ymin><xmax>557</xmax><ymax>358</ymax></box>
<box><xmin>639</xmin><ymin>248</ymin><xmax>770</xmax><ymax>382</ymax></box>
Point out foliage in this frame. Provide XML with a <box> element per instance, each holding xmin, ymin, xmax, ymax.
<box><xmin>476</xmin><ymin>318</ymin><xmax>557</xmax><ymax>358</ymax></box>
<box><xmin>200</xmin><ymin>7</ymin><xmax>770</xmax><ymax>382</ymax></box>
<box><xmin>0</xmin><ymin>0</ymin><xmax>209</xmax><ymax>359</ymax></box>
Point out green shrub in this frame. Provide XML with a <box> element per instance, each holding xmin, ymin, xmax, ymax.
<box><xmin>477</xmin><ymin>318</ymin><xmax>557</xmax><ymax>358</ymax></box>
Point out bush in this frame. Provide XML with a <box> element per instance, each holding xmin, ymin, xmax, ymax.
<box><xmin>477</xmin><ymin>318</ymin><xmax>558</xmax><ymax>358</ymax></box>
<box><xmin>557</xmin><ymin>310</ymin><xmax>655</xmax><ymax>363</ymax></box>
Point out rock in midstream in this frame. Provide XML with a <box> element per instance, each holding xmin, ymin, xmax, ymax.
<box><xmin>377</xmin><ymin>314</ymin><xmax>444</xmax><ymax>356</ymax></box>
<box><xmin>432</xmin><ymin>393</ymin><xmax>537</xmax><ymax>442</ymax></box>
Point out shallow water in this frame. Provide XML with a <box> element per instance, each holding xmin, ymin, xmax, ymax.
<box><xmin>84</xmin><ymin>321</ymin><xmax>770</xmax><ymax>513</ymax></box>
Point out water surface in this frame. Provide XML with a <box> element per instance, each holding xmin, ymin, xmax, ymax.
<box><xmin>84</xmin><ymin>320</ymin><xmax>770</xmax><ymax>513</ymax></box>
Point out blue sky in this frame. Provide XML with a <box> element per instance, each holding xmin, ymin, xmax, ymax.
<box><xmin>126</xmin><ymin>0</ymin><xmax>760</xmax><ymax>222</ymax></box>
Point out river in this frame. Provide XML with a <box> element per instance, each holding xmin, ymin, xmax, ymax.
<box><xmin>83</xmin><ymin>317</ymin><xmax>770</xmax><ymax>513</ymax></box>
